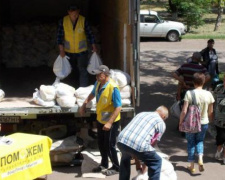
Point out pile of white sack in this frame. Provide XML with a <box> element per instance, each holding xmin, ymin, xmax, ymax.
<box><xmin>33</xmin><ymin>83</ymin><xmax>76</xmax><ymax>108</ymax></box>
<box><xmin>110</xmin><ymin>69</ymin><xmax>132</xmax><ymax>106</ymax></box>
<box><xmin>32</xmin><ymin>83</ymin><xmax>97</xmax><ymax>108</ymax></box>
<box><xmin>74</xmin><ymin>85</ymin><xmax>96</xmax><ymax>108</ymax></box>
<box><xmin>0</xmin><ymin>89</ymin><xmax>5</xmax><ymax>102</ymax></box>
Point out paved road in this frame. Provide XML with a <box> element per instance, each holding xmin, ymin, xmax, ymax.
<box><xmin>48</xmin><ymin>39</ymin><xmax>225</xmax><ymax>180</ymax></box>
<box><xmin>138</xmin><ymin>39</ymin><xmax>225</xmax><ymax>180</ymax></box>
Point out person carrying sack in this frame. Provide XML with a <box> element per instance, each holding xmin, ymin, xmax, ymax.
<box><xmin>179</xmin><ymin>72</ymin><xmax>214</xmax><ymax>174</ymax></box>
<box><xmin>57</xmin><ymin>4</ymin><xmax>97</xmax><ymax>88</ymax></box>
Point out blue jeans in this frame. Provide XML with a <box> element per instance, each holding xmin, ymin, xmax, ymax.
<box><xmin>186</xmin><ymin>124</ymin><xmax>208</xmax><ymax>162</ymax></box>
<box><xmin>117</xmin><ymin>142</ymin><xmax>162</xmax><ymax>180</ymax></box>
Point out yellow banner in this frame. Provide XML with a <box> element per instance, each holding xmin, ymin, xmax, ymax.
<box><xmin>0</xmin><ymin>133</ymin><xmax>52</xmax><ymax>180</ymax></box>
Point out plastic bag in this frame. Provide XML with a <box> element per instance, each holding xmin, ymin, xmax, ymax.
<box><xmin>132</xmin><ymin>171</ymin><xmax>148</xmax><ymax>180</ymax></box>
<box><xmin>53</xmin><ymin>55</ymin><xmax>72</xmax><ymax>79</ymax></box>
<box><xmin>170</xmin><ymin>101</ymin><xmax>181</xmax><ymax>119</ymax></box>
<box><xmin>110</xmin><ymin>69</ymin><xmax>131</xmax><ymax>88</ymax></box>
<box><xmin>54</xmin><ymin>83</ymin><xmax>76</xmax><ymax>97</ymax></box>
<box><xmin>0</xmin><ymin>89</ymin><xmax>5</xmax><ymax>102</ymax></box>
<box><xmin>40</xmin><ymin>85</ymin><xmax>56</xmax><ymax>101</ymax></box>
<box><xmin>56</xmin><ymin>96</ymin><xmax>76</xmax><ymax>108</ymax></box>
<box><xmin>33</xmin><ymin>89</ymin><xmax>55</xmax><ymax>107</ymax></box>
<box><xmin>87</xmin><ymin>52</ymin><xmax>102</xmax><ymax>75</ymax></box>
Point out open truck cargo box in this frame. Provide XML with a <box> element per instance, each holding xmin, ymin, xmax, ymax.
<box><xmin>0</xmin><ymin>0</ymin><xmax>140</xmax><ymax>133</ymax></box>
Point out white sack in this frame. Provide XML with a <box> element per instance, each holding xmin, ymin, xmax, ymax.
<box><xmin>110</xmin><ymin>69</ymin><xmax>131</xmax><ymax>88</ymax></box>
<box><xmin>132</xmin><ymin>152</ymin><xmax>177</xmax><ymax>180</ymax></box>
<box><xmin>122</xmin><ymin>98</ymin><xmax>131</xmax><ymax>106</ymax></box>
<box><xmin>120</xmin><ymin>85</ymin><xmax>132</xmax><ymax>93</ymax></box>
<box><xmin>76</xmin><ymin>98</ymin><xmax>96</xmax><ymax>108</ymax></box>
<box><xmin>33</xmin><ymin>89</ymin><xmax>55</xmax><ymax>107</ymax></box>
<box><xmin>74</xmin><ymin>85</ymin><xmax>94</xmax><ymax>98</ymax></box>
<box><xmin>54</xmin><ymin>82</ymin><xmax>75</xmax><ymax>97</ymax></box>
<box><xmin>120</xmin><ymin>85</ymin><xmax>132</xmax><ymax>99</ymax></box>
<box><xmin>56</xmin><ymin>96</ymin><xmax>76</xmax><ymax>108</ymax></box>
<box><xmin>87</xmin><ymin>52</ymin><xmax>102</xmax><ymax>75</ymax></box>
<box><xmin>40</xmin><ymin>85</ymin><xmax>56</xmax><ymax>101</ymax></box>
<box><xmin>0</xmin><ymin>89</ymin><xmax>5</xmax><ymax>102</ymax></box>
<box><xmin>53</xmin><ymin>55</ymin><xmax>71</xmax><ymax>79</ymax></box>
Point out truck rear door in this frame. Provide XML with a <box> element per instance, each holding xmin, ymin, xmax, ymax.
<box><xmin>131</xmin><ymin>0</ymin><xmax>140</xmax><ymax>107</ymax></box>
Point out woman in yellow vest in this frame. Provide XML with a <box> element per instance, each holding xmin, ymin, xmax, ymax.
<box><xmin>57</xmin><ymin>4</ymin><xmax>97</xmax><ymax>87</ymax></box>
<box><xmin>79</xmin><ymin>65</ymin><xmax>122</xmax><ymax>176</ymax></box>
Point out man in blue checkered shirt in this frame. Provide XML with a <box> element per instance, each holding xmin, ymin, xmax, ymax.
<box><xmin>117</xmin><ymin>106</ymin><xmax>168</xmax><ymax>180</ymax></box>
<box><xmin>57</xmin><ymin>4</ymin><xmax>97</xmax><ymax>88</ymax></box>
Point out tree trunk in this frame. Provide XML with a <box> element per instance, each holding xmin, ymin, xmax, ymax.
<box><xmin>168</xmin><ymin>0</ymin><xmax>178</xmax><ymax>20</ymax></box>
<box><xmin>214</xmin><ymin>1</ymin><xmax>224</xmax><ymax>31</ymax></box>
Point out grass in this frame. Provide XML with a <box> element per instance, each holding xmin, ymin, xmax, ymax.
<box><xmin>141</xmin><ymin>2</ymin><xmax>225</xmax><ymax>39</ymax></box>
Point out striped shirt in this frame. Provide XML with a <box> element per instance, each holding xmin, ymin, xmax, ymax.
<box><xmin>118</xmin><ymin>112</ymin><xmax>166</xmax><ymax>152</ymax></box>
<box><xmin>175</xmin><ymin>62</ymin><xmax>209</xmax><ymax>89</ymax></box>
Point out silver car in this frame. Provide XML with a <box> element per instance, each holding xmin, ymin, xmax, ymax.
<box><xmin>140</xmin><ymin>10</ymin><xmax>186</xmax><ymax>42</ymax></box>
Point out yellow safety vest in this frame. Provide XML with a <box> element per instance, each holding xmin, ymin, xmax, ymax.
<box><xmin>63</xmin><ymin>15</ymin><xmax>87</xmax><ymax>53</ymax></box>
<box><xmin>95</xmin><ymin>79</ymin><xmax>121</xmax><ymax>124</ymax></box>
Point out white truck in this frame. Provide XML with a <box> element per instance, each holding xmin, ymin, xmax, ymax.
<box><xmin>0</xmin><ymin>0</ymin><xmax>140</xmax><ymax>134</ymax></box>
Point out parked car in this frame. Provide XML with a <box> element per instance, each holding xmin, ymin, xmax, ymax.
<box><xmin>140</xmin><ymin>10</ymin><xmax>186</xmax><ymax>42</ymax></box>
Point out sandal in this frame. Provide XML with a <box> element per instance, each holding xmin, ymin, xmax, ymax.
<box><xmin>187</xmin><ymin>166</ymin><xmax>195</xmax><ymax>174</ymax></box>
<box><xmin>102</xmin><ymin>169</ymin><xmax>119</xmax><ymax>176</ymax></box>
<box><xmin>198</xmin><ymin>161</ymin><xmax>204</xmax><ymax>172</ymax></box>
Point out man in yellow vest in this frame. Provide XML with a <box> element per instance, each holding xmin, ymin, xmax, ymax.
<box><xmin>79</xmin><ymin>65</ymin><xmax>122</xmax><ymax>176</ymax></box>
<box><xmin>57</xmin><ymin>4</ymin><xmax>97</xmax><ymax>87</ymax></box>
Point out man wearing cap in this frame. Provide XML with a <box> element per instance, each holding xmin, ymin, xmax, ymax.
<box><xmin>172</xmin><ymin>52</ymin><xmax>210</xmax><ymax>101</ymax></box>
<box><xmin>57</xmin><ymin>4</ymin><xmax>97</xmax><ymax>87</ymax></box>
<box><xmin>79</xmin><ymin>65</ymin><xmax>122</xmax><ymax>176</ymax></box>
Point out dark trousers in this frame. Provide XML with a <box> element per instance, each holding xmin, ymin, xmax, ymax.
<box><xmin>97</xmin><ymin>121</ymin><xmax>119</xmax><ymax>170</ymax></box>
<box><xmin>117</xmin><ymin>142</ymin><xmax>162</xmax><ymax>180</ymax></box>
<box><xmin>63</xmin><ymin>52</ymin><xmax>89</xmax><ymax>88</ymax></box>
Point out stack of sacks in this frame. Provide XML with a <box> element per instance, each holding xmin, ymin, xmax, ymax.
<box><xmin>110</xmin><ymin>69</ymin><xmax>132</xmax><ymax>106</ymax></box>
<box><xmin>75</xmin><ymin>85</ymin><xmax>96</xmax><ymax>108</ymax></box>
<box><xmin>54</xmin><ymin>83</ymin><xmax>76</xmax><ymax>108</ymax></box>
<box><xmin>33</xmin><ymin>86</ymin><xmax>56</xmax><ymax>107</ymax></box>
<box><xmin>0</xmin><ymin>89</ymin><xmax>5</xmax><ymax>102</ymax></box>
<box><xmin>120</xmin><ymin>85</ymin><xmax>132</xmax><ymax>106</ymax></box>
<box><xmin>110</xmin><ymin>69</ymin><xmax>131</xmax><ymax>88</ymax></box>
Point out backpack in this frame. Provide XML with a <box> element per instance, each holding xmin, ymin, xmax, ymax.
<box><xmin>179</xmin><ymin>90</ymin><xmax>201</xmax><ymax>133</ymax></box>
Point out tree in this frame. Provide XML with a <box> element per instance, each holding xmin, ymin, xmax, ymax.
<box><xmin>168</xmin><ymin>0</ymin><xmax>211</xmax><ymax>32</ymax></box>
<box><xmin>214</xmin><ymin>0</ymin><xmax>224</xmax><ymax>31</ymax></box>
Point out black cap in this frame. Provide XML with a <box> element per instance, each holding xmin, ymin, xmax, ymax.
<box><xmin>68</xmin><ymin>4</ymin><xmax>79</xmax><ymax>11</ymax></box>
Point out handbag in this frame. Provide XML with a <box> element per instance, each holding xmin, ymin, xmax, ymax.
<box><xmin>179</xmin><ymin>90</ymin><xmax>201</xmax><ymax>133</ymax></box>
<box><xmin>170</xmin><ymin>101</ymin><xmax>181</xmax><ymax>119</ymax></box>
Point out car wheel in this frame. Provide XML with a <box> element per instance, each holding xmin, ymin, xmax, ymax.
<box><xmin>167</xmin><ymin>31</ymin><xmax>179</xmax><ymax>42</ymax></box>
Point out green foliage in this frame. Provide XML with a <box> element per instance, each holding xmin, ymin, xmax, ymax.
<box><xmin>171</xmin><ymin>0</ymin><xmax>211</xmax><ymax>31</ymax></box>
<box><xmin>140</xmin><ymin>0</ymin><xmax>153</xmax><ymax>5</ymax></box>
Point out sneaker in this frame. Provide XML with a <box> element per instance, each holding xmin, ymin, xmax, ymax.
<box><xmin>215</xmin><ymin>151</ymin><xmax>223</xmax><ymax>160</ymax></box>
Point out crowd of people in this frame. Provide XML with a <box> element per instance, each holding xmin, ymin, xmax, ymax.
<box><xmin>172</xmin><ymin>39</ymin><xmax>225</xmax><ymax>175</ymax></box>
<box><xmin>56</xmin><ymin>5</ymin><xmax>224</xmax><ymax>179</ymax></box>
